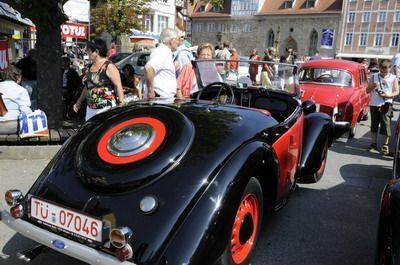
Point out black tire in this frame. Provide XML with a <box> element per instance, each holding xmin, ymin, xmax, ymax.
<box><xmin>299</xmin><ymin>138</ymin><xmax>329</xmax><ymax>183</ymax></box>
<box><xmin>217</xmin><ymin>177</ymin><xmax>263</xmax><ymax>265</ymax></box>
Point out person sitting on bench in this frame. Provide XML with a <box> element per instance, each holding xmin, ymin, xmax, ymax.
<box><xmin>0</xmin><ymin>65</ymin><xmax>32</xmax><ymax>134</ymax></box>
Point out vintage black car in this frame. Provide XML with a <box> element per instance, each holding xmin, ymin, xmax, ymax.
<box><xmin>377</xmin><ymin>114</ymin><xmax>400</xmax><ymax>265</ymax></box>
<box><xmin>1</xmin><ymin>60</ymin><xmax>333</xmax><ymax>265</ymax></box>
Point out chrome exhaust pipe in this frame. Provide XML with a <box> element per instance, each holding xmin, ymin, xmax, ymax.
<box><xmin>16</xmin><ymin>245</ymin><xmax>47</xmax><ymax>262</ymax></box>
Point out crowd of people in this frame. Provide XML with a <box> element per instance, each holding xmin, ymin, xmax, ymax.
<box><xmin>2</xmin><ymin>26</ymin><xmax>400</xmax><ymax>151</ymax></box>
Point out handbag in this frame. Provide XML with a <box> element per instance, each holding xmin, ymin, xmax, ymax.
<box><xmin>380</xmin><ymin>101</ymin><xmax>392</xmax><ymax>114</ymax></box>
<box><xmin>0</xmin><ymin>92</ymin><xmax>8</xmax><ymax>116</ymax></box>
<box><xmin>18</xmin><ymin>109</ymin><xmax>49</xmax><ymax>138</ymax></box>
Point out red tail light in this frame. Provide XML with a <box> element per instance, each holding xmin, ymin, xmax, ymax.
<box><xmin>115</xmin><ymin>244</ymin><xmax>133</xmax><ymax>261</ymax></box>
<box><xmin>10</xmin><ymin>204</ymin><xmax>23</xmax><ymax>219</ymax></box>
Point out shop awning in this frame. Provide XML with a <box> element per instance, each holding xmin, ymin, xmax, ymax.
<box><xmin>336</xmin><ymin>53</ymin><xmax>393</xmax><ymax>60</ymax></box>
<box><xmin>130</xmin><ymin>29</ymin><xmax>160</xmax><ymax>39</ymax></box>
<box><xmin>0</xmin><ymin>2</ymin><xmax>33</xmax><ymax>26</ymax></box>
<box><xmin>130</xmin><ymin>36</ymin><xmax>156</xmax><ymax>46</ymax></box>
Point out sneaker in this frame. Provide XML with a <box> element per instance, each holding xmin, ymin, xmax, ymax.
<box><xmin>369</xmin><ymin>143</ymin><xmax>378</xmax><ymax>152</ymax></box>
<box><xmin>382</xmin><ymin>144</ymin><xmax>390</xmax><ymax>155</ymax></box>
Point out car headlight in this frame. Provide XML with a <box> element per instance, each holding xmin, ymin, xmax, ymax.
<box><xmin>97</xmin><ymin>117</ymin><xmax>166</xmax><ymax>164</ymax></box>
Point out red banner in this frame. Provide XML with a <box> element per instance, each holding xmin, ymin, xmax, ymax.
<box><xmin>61</xmin><ymin>23</ymin><xmax>87</xmax><ymax>39</ymax></box>
<box><xmin>0</xmin><ymin>40</ymin><xmax>9</xmax><ymax>71</ymax></box>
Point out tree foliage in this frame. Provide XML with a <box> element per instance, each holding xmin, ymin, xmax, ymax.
<box><xmin>91</xmin><ymin>0</ymin><xmax>151</xmax><ymax>41</ymax></box>
<box><xmin>189</xmin><ymin>0</ymin><xmax>225</xmax><ymax>8</ymax></box>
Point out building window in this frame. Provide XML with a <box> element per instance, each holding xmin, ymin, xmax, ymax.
<box><xmin>157</xmin><ymin>15</ymin><xmax>169</xmax><ymax>33</ymax></box>
<box><xmin>267</xmin><ymin>29</ymin><xmax>275</xmax><ymax>47</ymax></box>
<box><xmin>391</xmin><ymin>33</ymin><xmax>400</xmax><ymax>47</ymax></box>
<box><xmin>305</xmin><ymin>0</ymin><xmax>315</xmax><ymax>8</ymax></box>
<box><xmin>309</xmin><ymin>29</ymin><xmax>318</xmax><ymax>55</ymax></box>
<box><xmin>144</xmin><ymin>14</ymin><xmax>154</xmax><ymax>32</ymax></box>
<box><xmin>196</xmin><ymin>23</ymin><xmax>203</xmax><ymax>33</ymax></box>
<box><xmin>283</xmin><ymin>1</ymin><xmax>293</xmax><ymax>8</ymax></box>
<box><xmin>231</xmin><ymin>0</ymin><xmax>259</xmax><ymax>16</ymax></box>
<box><xmin>374</xmin><ymin>33</ymin><xmax>383</xmax><ymax>46</ymax></box>
<box><xmin>207</xmin><ymin>23</ymin><xmax>215</xmax><ymax>32</ymax></box>
<box><xmin>348</xmin><ymin>12</ymin><xmax>355</xmax><ymax>23</ymax></box>
<box><xmin>359</xmin><ymin>33</ymin><xmax>367</xmax><ymax>46</ymax></box>
<box><xmin>212</xmin><ymin>6</ymin><xmax>222</xmax><ymax>12</ymax></box>
<box><xmin>395</xmin><ymin>11</ymin><xmax>400</xmax><ymax>22</ymax></box>
<box><xmin>378</xmin><ymin>11</ymin><xmax>386</xmax><ymax>22</ymax></box>
<box><xmin>243</xmin><ymin>23</ymin><xmax>252</xmax><ymax>32</ymax></box>
<box><xmin>362</xmin><ymin>12</ymin><xmax>371</xmax><ymax>22</ymax></box>
<box><xmin>198</xmin><ymin>5</ymin><xmax>206</xmax><ymax>12</ymax></box>
<box><xmin>345</xmin><ymin>33</ymin><xmax>353</xmax><ymax>46</ymax></box>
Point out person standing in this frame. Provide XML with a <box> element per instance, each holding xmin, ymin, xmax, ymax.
<box><xmin>229</xmin><ymin>48</ymin><xmax>240</xmax><ymax>73</ymax></box>
<box><xmin>145</xmin><ymin>28</ymin><xmax>181</xmax><ymax>100</ymax></box>
<box><xmin>261</xmin><ymin>47</ymin><xmax>276</xmax><ymax>87</ymax></box>
<box><xmin>73</xmin><ymin>38</ymin><xmax>125</xmax><ymax>121</ymax></box>
<box><xmin>391</xmin><ymin>50</ymin><xmax>400</xmax><ymax>78</ymax></box>
<box><xmin>309</xmin><ymin>50</ymin><xmax>322</xmax><ymax>61</ymax></box>
<box><xmin>367</xmin><ymin>60</ymin><xmax>399</xmax><ymax>155</ymax></box>
<box><xmin>15</xmin><ymin>49</ymin><xmax>37</xmax><ymax>109</ymax></box>
<box><xmin>215</xmin><ymin>42</ymin><xmax>231</xmax><ymax>81</ymax></box>
<box><xmin>61</xmin><ymin>57</ymin><xmax>80</xmax><ymax>119</ymax></box>
<box><xmin>173</xmin><ymin>32</ymin><xmax>194</xmax><ymax>77</ymax></box>
<box><xmin>280</xmin><ymin>47</ymin><xmax>296</xmax><ymax>65</ymax></box>
<box><xmin>249</xmin><ymin>49</ymin><xmax>260</xmax><ymax>85</ymax></box>
<box><xmin>107</xmin><ymin>43</ymin><xmax>117</xmax><ymax>58</ymax></box>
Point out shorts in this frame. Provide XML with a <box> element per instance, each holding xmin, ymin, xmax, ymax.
<box><xmin>370</xmin><ymin>106</ymin><xmax>391</xmax><ymax>136</ymax></box>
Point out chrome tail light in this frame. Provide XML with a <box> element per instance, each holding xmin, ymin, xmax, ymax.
<box><xmin>5</xmin><ymin>190</ymin><xmax>24</xmax><ymax>207</ymax></box>
<box><xmin>115</xmin><ymin>244</ymin><xmax>133</xmax><ymax>261</ymax></box>
<box><xmin>109</xmin><ymin>227</ymin><xmax>132</xmax><ymax>248</ymax></box>
<box><xmin>10</xmin><ymin>204</ymin><xmax>24</xmax><ymax>219</ymax></box>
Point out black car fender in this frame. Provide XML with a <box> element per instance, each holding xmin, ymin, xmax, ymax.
<box><xmin>299</xmin><ymin>112</ymin><xmax>332</xmax><ymax>176</ymax></box>
<box><xmin>377</xmin><ymin>179</ymin><xmax>400</xmax><ymax>264</ymax></box>
<box><xmin>158</xmin><ymin>141</ymin><xmax>279</xmax><ymax>265</ymax></box>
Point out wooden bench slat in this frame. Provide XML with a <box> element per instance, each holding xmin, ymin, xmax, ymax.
<box><xmin>49</xmin><ymin>129</ymin><xmax>61</xmax><ymax>142</ymax></box>
<box><xmin>58</xmin><ymin>129</ymin><xmax>70</xmax><ymax>141</ymax></box>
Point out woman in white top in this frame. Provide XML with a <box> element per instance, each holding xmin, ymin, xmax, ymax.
<box><xmin>0</xmin><ymin>65</ymin><xmax>32</xmax><ymax>134</ymax></box>
<box><xmin>366</xmin><ymin>60</ymin><xmax>399</xmax><ymax>155</ymax></box>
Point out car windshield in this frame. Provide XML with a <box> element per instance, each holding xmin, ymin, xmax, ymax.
<box><xmin>299</xmin><ymin>68</ymin><xmax>353</xmax><ymax>86</ymax></box>
<box><xmin>109</xmin><ymin>53</ymin><xmax>131</xmax><ymax>63</ymax></box>
<box><xmin>194</xmin><ymin>59</ymin><xmax>298</xmax><ymax>95</ymax></box>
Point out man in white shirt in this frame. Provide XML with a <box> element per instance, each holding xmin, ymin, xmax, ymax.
<box><xmin>367</xmin><ymin>60</ymin><xmax>399</xmax><ymax>155</ymax></box>
<box><xmin>145</xmin><ymin>28</ymin><xmax>182</xmax><ymax>99</ymax></box>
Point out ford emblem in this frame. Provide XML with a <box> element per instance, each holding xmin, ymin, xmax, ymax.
<box><xmin>52</xmin><ymin>239</ymin><xmax>66</xmax><ymax>250</ymax></box>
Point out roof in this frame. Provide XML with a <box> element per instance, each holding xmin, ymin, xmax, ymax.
<box><xmin>259</xmin><ymin>0</ymin><xmax>343</xmax><ymax>15</ymax></box>
<box><xmin>0</xmin><ymin>2</ymin><xmax>33</xmax><ymax>26</ymax></box>
<box><xmin>190</xmin><ymin>0</ymin><xmax>342</xmax><ymax>18</ymax></box>
<box><xmin>300</xmin><ymin>59</ymin><xmax>362</xmax><ymax>72</ymax></box>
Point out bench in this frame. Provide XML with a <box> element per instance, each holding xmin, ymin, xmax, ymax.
<box><xmin>0</xmin><ymin>128</ymin><xmax>77</xmax><ymax>145</ymax></box>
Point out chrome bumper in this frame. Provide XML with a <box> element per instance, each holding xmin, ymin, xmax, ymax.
<box><xmin>334</xmin><ymin>121</ymin><xmax>350</xmax><ymax>131</ymax></box>
<box><xmin>0</xmin><ymin>207</ymin><xmax>135</xmax><ymax>265</ymax></box>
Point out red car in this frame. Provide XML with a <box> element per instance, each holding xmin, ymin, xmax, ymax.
<box><xmin>299</xmin><ymin>59</ymin><xmax>370</xmax><ymax>138</ymax></box>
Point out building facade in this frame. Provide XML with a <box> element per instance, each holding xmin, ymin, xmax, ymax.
<box><xmin>190</xmin><ymin>0</ymin><xmax>343</xmax><ymax>59</ymax></box>
<box><xmin>337</xmin><ymin>0</ymin><xmax>400</xmax><ymax>60</ymax></box>
<box><xmin>0</xmin><ymin>2</ymin><xmax>33</xmax><ymax>69</ymax></box>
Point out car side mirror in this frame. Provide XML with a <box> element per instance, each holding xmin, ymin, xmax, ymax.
<box><xmin>302</xmin><ymin>99</ymin><xmax>316</xmax><ymax>115</ymax></box>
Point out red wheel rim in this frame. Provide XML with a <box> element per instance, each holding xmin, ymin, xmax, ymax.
<box><xmin>317</xmin><ymin>142</ymin><xmax>328</xmax><ymax>175</ymax></box>
<box><xmin>231</xmin><ymin>193</ymin><xmax>259</xmax><ymax>264</ymax></box>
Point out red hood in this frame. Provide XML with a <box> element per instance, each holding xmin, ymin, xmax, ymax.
<box><xmin>300</xmin><ymin>83</ymin><xmax>353</xmax><ymax>107</ymax></box>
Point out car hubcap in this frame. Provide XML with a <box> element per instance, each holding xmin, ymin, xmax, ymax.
<box><xmin>231</xmin><ymin>194</ymin><xmax>259</xmax><ymax>264</ymax></box>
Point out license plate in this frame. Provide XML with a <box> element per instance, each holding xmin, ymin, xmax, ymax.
<box><xmin>30</xmin><ymin>197</ymin><xmax>102</xmax><ymax>242</ymax></box>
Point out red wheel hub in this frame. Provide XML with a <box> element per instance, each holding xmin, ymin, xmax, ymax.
<box><xmin>230</xmin><ymin>193</ymin><xmax>259</xmax><ymax>264</ymax></box>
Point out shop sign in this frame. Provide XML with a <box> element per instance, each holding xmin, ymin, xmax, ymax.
<box><xmin>61</xmin><ymin>23</ymin><xmax>87</xmax><ymax>39</ymax></box>
<box><xmin>0</xmin><ymin>40</ymin><xmax>9</xmax><ymax>70</ymax></box>
<box><xmin>321</xmin><ymin>28</ymin><xmax>334</xmax><ymax>49</ymax></box>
